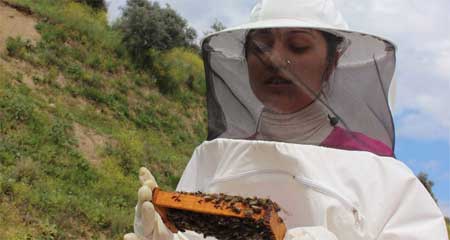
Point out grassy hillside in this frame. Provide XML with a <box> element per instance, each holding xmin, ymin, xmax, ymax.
<box><xmin>0</xmin><ymin>0</ymin><xmax>206</xmax><ymax>239</ymax></box>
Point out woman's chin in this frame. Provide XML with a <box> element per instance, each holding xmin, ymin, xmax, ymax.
<box><xmin>264</xmin><ymin>82</ymin><xmax>295</xmax><ymax>91</ymax></box>
<box><xmin>260</xmin><ymin>94</ymin><xmax>312</xmax><ymax>114</ymax></box>
<box><xmin>263</xmin><ymin>101</ymin><xmax>306</xmax><ymax>114</ymax></box>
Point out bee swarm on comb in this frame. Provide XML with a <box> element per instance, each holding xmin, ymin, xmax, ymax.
<box><xmin>152</xmin><ymin>189</ymin><xmax>286</xmax><ymax>240</ymax></box>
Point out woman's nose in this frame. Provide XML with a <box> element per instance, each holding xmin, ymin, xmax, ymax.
<box><xmin>268</xmin><ymin>52</ymin><xmax>288</xmax><ymax>68</ymax></box>
<box><xmin>263</xmin><ymin>42</ymin><xmax>290</xmax><ymax>69</ymax></box>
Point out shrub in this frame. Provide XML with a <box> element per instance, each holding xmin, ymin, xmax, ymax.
<box><xmin>0</xmin><ymin>90</ymin><xmax>34</xmax><ymax>123</ymax></box>
<box><xmin>105</xmin><ymin>92</ymin><xmax>129</xmax><ymax>119</ymax></box>
<box><xmin>14</xmin><ymin>157</ymin><xmax>41</xmax><ymax>184</ymax></box>
<box><xmin>153</xmin><ymin>48</ymin><xmax>205</xmax><ymax>95</ymax></box>
<box><xmin>111</xmin><ymin>131</ymin><xmax>146</xmax><ymax>175</ymax></box>
<box><xmin>5</xmin><ymin>37</ymin><xmax>32</xmax><ymax>58</ymax></box>
<box><xmin>86</xmin><ymin>52</ymin><xmax>102</xmax><ymax>69</ymax></box>
<box><xmin>76</xmin><ymin>0</ymin><xmax>106</xmax><ymax>10</ymax></box>
<box><xmin>31</xmin><ymin>68</ymin><xmax>59</xmax><ymax>87</ymax></box>
<box><xmin>117</xmin><ymin>0</ymin><xmax>197</xmax><ymax>67</ymax></box>
<box><xmin>102</xmin><ymin>56</ymin><xmax>119</xmax><ymax>73</ymax></box>
<box><xmin>81</xmin><ymin>86</ymin><xmax>108</xmax><ymax>104</ymax></box>
<box><xmin>81</xmin><ymin>72</ymin><xmax>104</xmax><ymax>89</ymax></box>
<box><xmin>49</xmin><ymin>119</ymin><xmax>74</xmax><ymax>147</ymax></box>
<box><xmin>133</xmin><ymin>106</ymin><xmax>160</xmax><ymax>129</ymax></box>
<box><xmin>36</xmin><ymin>22</ymin><xmax>67</xmax><ymax>43</ymax></box>
<box><xmin>66</xmin><ymin>64</ymin><xmax>85</xmax><ymax>80</ymax></box>
<box><xmin>130</xmin><ymin>72</ymin><xmax>155</xmax><ymax>87</ymax></box>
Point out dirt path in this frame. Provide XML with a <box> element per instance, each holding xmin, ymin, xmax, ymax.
<box><xmin>0</xmin><ymin>1</ymin><xmax>40</xmax><ymax>53</ymax></box>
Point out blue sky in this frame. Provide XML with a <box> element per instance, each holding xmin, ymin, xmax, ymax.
<box><xmin>106</xmin><ymin>0</ymin><xmax>450</xmax><ymax>216</ymax></box>
<box><xmin>395</xmin><ymin>135</ymin><xmax>450</xmax><ymax>216</ymax></box>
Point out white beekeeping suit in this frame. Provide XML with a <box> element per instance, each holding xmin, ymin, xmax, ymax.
<box><xmin>126</xmin><ymin>140</ymin><xmax>447</xmax><ymax>240</ymax></box>
<box><xmin>175</xmin><ymin>139</ymin><xmax>447</xmax><ymax>240</ymax></box>
<box><xmin>124</xmin><ymin>0</ymin><xmax>448</xmax><ymax>239</ymax></box>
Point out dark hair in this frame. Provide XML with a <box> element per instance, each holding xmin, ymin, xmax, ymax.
<box><xmin>320</xmin><ymin>31</ymin><xmax>344</xmax><ymax>64</ymax></box>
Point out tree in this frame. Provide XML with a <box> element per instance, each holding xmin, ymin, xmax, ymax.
<box><xmin>117</xmin><ymin>0</ymin><xmax>197</xmax><ymax>67</ymax></box>
<box><xmin>76</xmin><ymin>0</ymin><xmax>107</xmax><ymax>10</ymax></box>
<box><xmin>417</xmin><ymin>172</ymin><xmax>438</xmax><ymax>203</ymax></box>
<box><xmin>211</xmin><ymin>19</ymin><xmax>226</xmax><ymax>32</ymax></box>
<box><xmin>203</xmin><ymin>19</ymin><xmax>226</xmax><ymax>36</ymax></box>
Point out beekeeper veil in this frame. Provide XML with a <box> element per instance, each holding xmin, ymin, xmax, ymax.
<box><xmin>201</xmin><ymin>0</ymin><xmax>396</xmax><ymax>151</ymax></box>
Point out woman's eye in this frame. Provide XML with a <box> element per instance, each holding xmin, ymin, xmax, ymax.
<box><xmin>249</xmin><ymin>40</ymin><xmax>272</xmax><ymax>53</ymax></box>
<box><xmin>258</xmin><ymin>44</ymin><xmax>272</xmax><ymax>52</ymax></box>
<box><xmin>290</xmin><ymin>45</ymin><xmax>309</xmax><ymax>53</ymax></box>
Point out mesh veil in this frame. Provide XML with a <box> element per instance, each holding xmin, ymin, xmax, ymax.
<box><xmin>201</xmin><ymin>28</ymin><xmax>396</xmax><ymax>151</ymax></box>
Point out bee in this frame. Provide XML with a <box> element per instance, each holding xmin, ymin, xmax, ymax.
<box><xmin>251</xmin><ymin>205</ymin><xmax>262</xmax><ymax>214</ymax></box>
<box><xmin>204</xmin><ymin>195</ymin><xmax>214</xmax><ymax>202</ymax></box>
<box><xmin>244</xmin><ymin>209</ymin><xmax>254</xmax><ymax>218</ymax></box>
<box><xmin>231</xmin><ymin>205</ymin><xmax>241</xmax><ymax>214</ymax></box>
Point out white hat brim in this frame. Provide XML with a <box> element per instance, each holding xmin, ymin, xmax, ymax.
<box><xmin>202</xmin><ymin>18</ymin><xmax>396</xmax><ymax>51</ymax></box>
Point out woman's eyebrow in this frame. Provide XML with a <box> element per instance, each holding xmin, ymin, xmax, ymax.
<box><xmin>287</xmin><ymin>30</ymin><xmax>315</xmax><ymax>38</ymax></box>
<box><xmin>250</xmin><ymin>30</ymin><xmax>273</xmax><ymax>37</ymax></box>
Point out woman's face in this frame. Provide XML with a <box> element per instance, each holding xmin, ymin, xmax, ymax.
<box><xmin>246</xmin><ymin>28</ymin><xmax>332</xmax><ymax>113</ymax></box>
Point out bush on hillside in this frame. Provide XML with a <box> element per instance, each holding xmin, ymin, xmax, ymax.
<box><xmin>116</xmin><ymin>0</ymin><xmax>197</xmax><ymax>67</ymax></box>
<box><xmin>5</xmin><ymin>37</ymin><xmax>33</xmax><ymax>59</ymax></box>
<box><xmin>75</xmin><ymin>0</ymin><xmax>106</xmax><ymax>10</ymax></box>
<box><xmin>152</xmin><ymin>48</ymin><xmax>205</xmax><ymax>95</ymax></box>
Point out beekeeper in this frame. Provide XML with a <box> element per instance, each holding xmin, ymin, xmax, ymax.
<box><xmin>124</xmin><ymin>0</ymin><xmax>448</xmax><ymax>239</ymax></box>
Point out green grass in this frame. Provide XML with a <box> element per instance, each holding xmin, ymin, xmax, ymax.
<box><xmin>446</xmin><ymin>217</ymin><xmax>450</xmax><ymax>239</ymax></box>
<box><xmin>1</xmin><ymin>0</ymin><xmax>206</xmax><ymax>238</ymax></box>
<box><xmin>0</xmin><ymin>70</ymin><xmax>135</xmax><ymax>238</ymax></box>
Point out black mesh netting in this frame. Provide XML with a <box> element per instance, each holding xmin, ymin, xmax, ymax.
<box><xmin>201</xmin><ymin>28</ymin><xmax>396</xmax><ymax>155</ymax></box>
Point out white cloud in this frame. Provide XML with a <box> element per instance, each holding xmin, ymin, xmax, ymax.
<box><xmin>431</xmin><ymin>40</ymin><xmax>450</xmax><ymax>80</ymax></box>
<box><xmin>396</xmin><ymin>111</ymin><xmax>448</xmax><ymax>140</ymax></box>
<box><xmin>105</xmin><ymin>0</ymin><xmax>125</xmax><ymax>22</ymax></box>
<box><xmin>334</xmin><ymin>0</ymin><xmax>450</xmax><ymax>141</ymax></box>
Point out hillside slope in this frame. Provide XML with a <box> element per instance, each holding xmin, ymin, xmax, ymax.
<box><xmin>0</xmin><ymin>0</ymin><xmax>206</xmax><ymax>239</ymax></box>
<box><xmin>0</xmin><ymin>1</ymin><xmax>39</xmax><ymax>52</ymax></box>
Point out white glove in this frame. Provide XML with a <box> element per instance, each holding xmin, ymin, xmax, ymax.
<box><xmin>124</xmin><ymin>168</ymin><xmax>337</xmax><ymax>240</ymax></box>
<box><xmin>124</xmin><ymin>167</ymin><xmax>175</xmax><ymax>240</ymax></box>
<box><xmin>284</xmin><ymin>226</ymin><xmax>338</xmax><ymax>240</ymax></box>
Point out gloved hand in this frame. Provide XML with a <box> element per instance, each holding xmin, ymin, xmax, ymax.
<box><xmin>124</xmin><ymin>168</ymin><xmax>337</xmax><ymax>240</ymax></box>
<box><xmin>284</xmin><ymin>226</ymin><xmax>338</xmax><ymax>240</ymax></box>
<box><xmin>124</xmin><ymin>167</ymin><xmax>174</xmax><ymax>240</ymax></box>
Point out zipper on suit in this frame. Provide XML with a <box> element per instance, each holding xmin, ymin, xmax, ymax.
<box><xmin>205</xmin><ymin>169</ymin><xmax>364</xmax><ymax>226</ymax></box>
<box><xmin>294</xmin><ymin>175</ymin><xmax>364</xmax><ymax>226</ymax></box>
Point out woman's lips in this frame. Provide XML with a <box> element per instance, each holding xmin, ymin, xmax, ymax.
<box><xmin>264</xmin><ymin>77</ymin><xmax>293</xmax><ymax>86</ymax></box>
